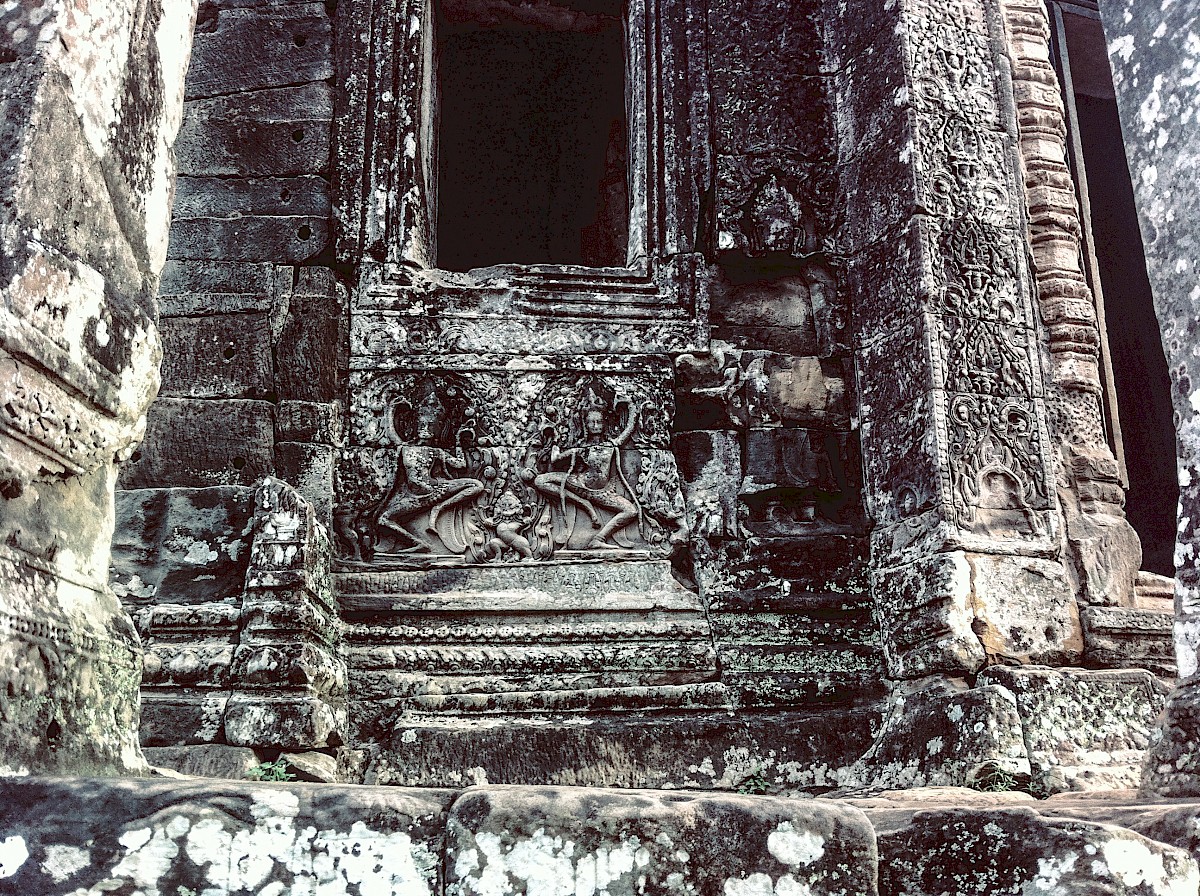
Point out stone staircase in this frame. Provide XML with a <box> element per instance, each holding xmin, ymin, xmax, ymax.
<box><xmin>336</xmin><ymin>560</ymin><xmax>730</xmax><ymax>732</ymax></box>
<box><xmin>1081</xmin><ymin>570</ymin><xmax>1176</xmax><ymax>678</ymax></box>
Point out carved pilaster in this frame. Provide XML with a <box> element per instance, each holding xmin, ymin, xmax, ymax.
<box><xmin>831</xmin><ymin>0</ymin><xmax>1079</xmax><ymax>678</ymax></box>
<box><xmin>999</xmin><ymin>0</ymin><xmax>1142</xmax><ymax>609</ymax></box>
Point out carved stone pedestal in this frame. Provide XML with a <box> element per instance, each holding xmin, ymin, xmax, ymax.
<box><xmin>332</xmin><ymin>345</ymin><xmax>732</xmax><ymax>779</ymax></box>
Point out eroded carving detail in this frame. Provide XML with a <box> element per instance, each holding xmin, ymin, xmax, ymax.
<box><xmin>336</xmin><ymin>373</ymin><xmax>688</xmax><ymax>565</ymax></box>
<box><xmin>947</xmin><ymin>394</ymin><xmax>1048</xmax><ymax>536</ymax></box>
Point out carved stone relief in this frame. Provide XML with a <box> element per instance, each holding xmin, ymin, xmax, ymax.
<box><xmin>946</xmin><ymin>394</ymin><xmax>1048</xmax><ymax>536</ymax></box>
<box><xmin>336</xmin><ymin>371</ymin><xmax>688</xmax><ymax>565</ymax></box>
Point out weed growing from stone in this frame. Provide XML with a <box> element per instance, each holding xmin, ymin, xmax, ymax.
<box><xmin>735</xmin><ymin>768</ymin><xmax>772</xmax><ymax>795</ymax></box>
<box><xmin>246</xmin><ymin>759</ymin><xmax>295</xmax><ymax>782</ymax></box>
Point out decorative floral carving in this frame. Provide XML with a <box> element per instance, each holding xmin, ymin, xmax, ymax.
<box><xmin>947</xmin><ymin>394</ymin><xmax>1049</xmax><ymax>536</ymax></box>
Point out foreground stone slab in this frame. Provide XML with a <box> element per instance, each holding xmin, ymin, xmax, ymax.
<box><xmin>0</xmin><ymin>777</ymin><xmax>452</xmax><ymax>895</ymax></box>
<box><xmin>13</xmin><ymin>780</ymin><xmax>1200</xmax><ymax>895</ymax></box>
<box><xmin>445</xmin><ymin>786</ymin><xmax>879</xmax><ymax>896</ymax></box>
<box><xmin>878</xmin><ymin>807</ymin><xmax>1199</xmax><ymax>896</ymax></box>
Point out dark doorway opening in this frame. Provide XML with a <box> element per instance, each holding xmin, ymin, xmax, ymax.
<box><xmin>1052</xmin><ymin>2</ymin><xmax>1178</xmax><ymax>575</ymax></box>
<box><xmin>435</xmin><ymin>0</ymin><xmax>629</xmax><ymax>271</ymax></box>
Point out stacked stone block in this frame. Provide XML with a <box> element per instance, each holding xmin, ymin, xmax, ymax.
<box><xmin>118</xmin><ymin>0</ymin><xmax>344</xmax><ymax>517</ymax></box>
<box><xmin>116</xmin><ymin>480</ymin><xmax>346</xmax><ymax>754</ymax></box>
<box><xmin>225</xmin><ymin>478</ymin><xmax>347</xmax><ymax>749</ymax></box>
<box><xmin>674</xmin><ymin>0</ymin><xmax>882</xmax><ymax>747</ymax></box>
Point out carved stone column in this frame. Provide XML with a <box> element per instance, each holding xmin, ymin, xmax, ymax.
<box><xmin>1098</xmin><ymin>0</ymin><xmax>1200</xmax><ymax>796</ymax></box>
<box><xmin>830</xmin><ymin>0</ymin><xmax>1078</xmax><ymax>682</ymax></box>
<box><xmin>999</xmin><ymin>0</ymin><xmax>1142</xmax><ymax>609</ymax></box>
<box><xmin>0</xmin><ymin>1</ymin><xmax>196</xmax><ymax>773</ymax></box>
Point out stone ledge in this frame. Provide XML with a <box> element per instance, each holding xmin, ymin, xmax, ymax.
<box><xmin>6</xmin><ymin>779</ymin><xmax>1200</xmax><ymax>895</ymax></box>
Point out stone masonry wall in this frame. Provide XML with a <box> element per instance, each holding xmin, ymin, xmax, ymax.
<box><xmin>117</xmin><ymin>0</ymin><xmax>344</xmax><ymax>521</ymax></box>
<box><xmin>1100</xmin><ymin>0</ymin><xmax>1200</xmax><ymax>797</ymax></box>
<box><xmin>103</xmin><ymin>0</ymin><xmax>1175</xmax><ymax>791</ymax></box>
<box><xmin>675</xmin><ymin>0</ymin><xmax>882</xmax><ymax>742</ymax></box>
<box><xmin>116</xmin><ymin>0</ymin><xmax>887</xmax><ymax>768</ymax></box>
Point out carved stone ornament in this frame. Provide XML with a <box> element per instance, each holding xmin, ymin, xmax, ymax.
<box><xmin>336</xmin><ymin>373</ymin><xmax>688</xmax><ymax>566</ymax></box>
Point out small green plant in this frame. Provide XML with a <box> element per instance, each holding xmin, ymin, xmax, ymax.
<box><xmin>246</xmin><ymin>759</ymin><xmax>295</xmax><ymax>782</ymax></box>
<box><xmin>973</xmin><ymin>761</ymin><xmax>1017</xmax><ymax>793</ymax></box>
<box><xmin>1026</xmin><ymin>775</ymin><xmax>1052</xmax><ymax>800</ymax></box>
<box><xmin>735</xmin><ymin>768</ymin><xmax>772</xmax><ymax>795</ymax></box>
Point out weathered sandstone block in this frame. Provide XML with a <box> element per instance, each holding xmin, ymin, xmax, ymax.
<box><xmin>446</xmin><ymin>786</ymin><xmax>879</xmax><ymax>896</ymax></box>
<box><xmin>879</xmin><ymin>808</ymin><xmax>1199</xmax><ymax>896</ymax></box>
<box><xmin>0</xmin><ymin>777</ymin><xmax>451</xmax><ymax>895</ymax></box>
<box><xmin>0</xmin><ymin>0</ymin><xmax>197</xmax><ymax>774</ymax></box>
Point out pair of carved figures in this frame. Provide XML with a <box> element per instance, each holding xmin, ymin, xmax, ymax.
<box><xmin>338</xmin><ymin>378</ymin><xmax>687</xmax><ymax>564</ymax></box>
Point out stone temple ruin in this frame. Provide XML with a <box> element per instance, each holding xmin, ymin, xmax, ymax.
<box><xmin>7</xmin><ymin>0</ymin><xmax>1200</xmax><ymax>892</ymax></box>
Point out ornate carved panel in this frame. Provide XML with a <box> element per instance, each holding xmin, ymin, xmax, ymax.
<box><xmin>336</xmin><ymin>362</ymin><xmax>687</xmax><ymax>566</ymax></box>
<box><xmin>335</xmin><ymin>0</ymin><xmax>713</xmax><ymax>573</ymax></box>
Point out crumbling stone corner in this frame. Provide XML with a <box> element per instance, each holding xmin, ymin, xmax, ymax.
<box><xmin>0</xmin><ymin>0</ymin><xmax>197</xmax><ymax>774</ymax></box>
<box><xmin>224</xmin><ymin>477</ymin><xmax>348</xmax><ymax>750</ymax></box>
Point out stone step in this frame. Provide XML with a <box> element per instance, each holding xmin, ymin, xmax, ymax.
<box><xmin>1081</xmin><ymin>605</ymin><xmax>1176</xmax><ymax>677</ymax></box>
<box><xmin>1135</xmin><ymin>570</ymin><xmax>1175</xmax><ymax>609</ymax></box>
<box><xmin>341</xmin><ymin>590</ymin><xmax>704</xmax><ymax>614</ymax></box>
<box><xmin>371</xmin><ymin>707</ymin><xmax>880</xmax><ymax>788</ymax></box>
<box><xmin>335</xmin><ymin>558</ymin><xmax>722</xmax><ymax>723</ymax></box>
<box><xmin>336</xmin><ymin>558</ymin><xmax>697</xmax><ymax>610</ymax></box>
<box><xmin>722</xmin><ymin>669</ymin><xmax>887</xmax><ymax>708</ymax></box>
<box><xmin>402</xmin><ymin>682</ymin><xmax>733</xmax><ymax>714</ymax></box>
<box><xmin>709</xmin><ymin>610</ymin><xmax>879</xmax><ymax>648</ymax></box>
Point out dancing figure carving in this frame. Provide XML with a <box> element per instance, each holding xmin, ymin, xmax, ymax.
<box><xmin>531</xmin><ymin>392</ymin><xmax>641</xmax><ymax>550</ymax></box>
<box><xmin>376</xmin><ymin>381</ymin><xmax>485</xmax><ymax>555</ymax></box>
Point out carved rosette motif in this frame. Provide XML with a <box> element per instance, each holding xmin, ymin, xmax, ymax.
<box><xmin>336</xmin><ymin>367</ymin><xmax>688</xmax><ymax>566</ymax></box>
